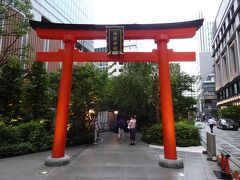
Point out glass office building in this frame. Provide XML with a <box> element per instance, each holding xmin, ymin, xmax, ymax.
<box><xmin>26</xmin><ymin>0</ymin><xmax>94</xmax><ymax>71</ymax></box>
<box><xmin>31</xmin><ymin>0</ymin><xmax>94</xmax><ymax>51</ymax></box>
<box><xmin>0</xmin><ymin>0</ymin><xmax>94</xmax><ymax>72</ymax></box>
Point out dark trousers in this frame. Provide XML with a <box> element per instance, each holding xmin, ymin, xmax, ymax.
<box><xmin>210</xmin><ymin>124</ymin><xmax>214</xmax><ymax>133</ymax></box>
<box><xmin>129</xmin><ymin>128</ymin><xmax>136</xmax><ymax>140</ymax></box>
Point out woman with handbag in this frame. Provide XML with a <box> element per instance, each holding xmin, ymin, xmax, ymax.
<box><xmin>128</xmin><ymin>115</ymin><xmax>137</xmax><ymax>145</ymax></box>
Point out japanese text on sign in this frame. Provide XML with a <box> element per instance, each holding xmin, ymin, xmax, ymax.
<box><xmin>106</xmin><ymin>26</ymin><xmax>124</xmax><ymax>55</ymax></box>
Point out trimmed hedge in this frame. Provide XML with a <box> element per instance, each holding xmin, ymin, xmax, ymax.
<box><xmin>0</xmin><ymin>142</ymin><xmax>36</xmax><ymax>157</ymax></box>
<box><xmin>0</xmin><ymin>120</ymin><xmax>94</xmax><ymax>158</ymax></box>
<box><xmin>0</xmin><ymin>121</ymin><xmax>53</xmax><ymax>158</ymax></box>
<box><xmin>142</xmin><ymin>121</ymin><xmax>201</xmax><ymax>147</ymax></box>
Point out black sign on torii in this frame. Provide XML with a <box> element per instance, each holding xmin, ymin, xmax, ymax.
<box><xmin>106</xmin><ymin>26</ymin><xmax>124</xmax><ymax>55</ymax></box>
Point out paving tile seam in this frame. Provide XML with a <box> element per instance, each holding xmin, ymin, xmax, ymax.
<box><xmin>146</xmin><ymin>146</ymin><xmax>162</xmax><ymax>162</ymax></box>
<box><xmin>69</xmin><ymin>146</ymin><xmax>88</xmax><ymax>161</ymax></box>
<box><xmin>191</xmin><ymin>155</ymin><xmax>216</xmax><ymax>180</ymax></box>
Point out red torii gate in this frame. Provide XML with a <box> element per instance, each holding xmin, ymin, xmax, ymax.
<box><xmin>30</xmin><ymin>19</ymin><xmax>203</xmax><ymax>168</ymax></box>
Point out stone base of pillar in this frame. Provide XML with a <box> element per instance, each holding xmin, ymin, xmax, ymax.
<box><xmin>45</xmin><ymin>155</ymin><xmax>70</xmax><ymax>167</ymax></box>
<box><xmin>158</xmin><ymin>155</ymin><xmax>184</xmax><ymax>169</ymax></box>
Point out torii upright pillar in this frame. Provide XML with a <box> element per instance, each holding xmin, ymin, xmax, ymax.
<box><xmin>45</xmin><ymin>35</ymin><xmax>76</xmax><ymax>166</ymax></box>
<box><xmin>29</xmin><ymin>19</ymin><xmax>203</xmax><ymax>168</ymax></box>
<box><xmin>155</xmin><ymin>35</ymin><xmax>181</xmax><ymax>167</ymax></box>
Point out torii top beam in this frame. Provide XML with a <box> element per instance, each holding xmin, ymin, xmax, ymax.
<box><xmin>29</xmin><ymin>19</ymin><xmax>203</xmax><ymax>63</ymax></box>
<box><xmin>29</xmin><ymin>19</ymin><xmax>203</xmax><ymax>40</ymax></box>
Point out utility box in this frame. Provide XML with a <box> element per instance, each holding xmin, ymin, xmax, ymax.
<box><xmin>206</xmin><ymin>132</ymin><xmax>216</xmax><ymax>158</ymax></box>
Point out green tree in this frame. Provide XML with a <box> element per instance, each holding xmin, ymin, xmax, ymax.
<box><xmin>104</xmin><ymin>63</ymin><xmax>197</xmax><ymax>127</ymax></box>
<box><xmin>0</xmin><ymin>57</ymin><xmax>23</xmax><ymax>123</ymax></box>
<box><xmin>219</xmin><ymin>105</ymin><xmax>240</xmax><ymax>124</ymax></box>
<box><xmin>105</xmin><ymin>62</ymin><xmax>156</xmax><ymax>127</ymax></box>
<box><xmin>170</xmin><ymin>63</ymin><xmax>197</xmax><ymax>120</ymax></box>
<box><xmin>68</xmin><ymin>64</ymin><xmax>108</xmax><ymax>143</ymax></box>
<box><xmin>48</xmin><ymin>71</ymin><xmax>61</xmax><ymax>108</ymax></box>
<box><xmin>0</xmin><ymin>0</ymin><xmax>32</xmax><ymax>68</ymax></box>
<box><xmin>23</xmin><ymin>62</ymin><xmax>51</xmax><ymax>120</ymax></box>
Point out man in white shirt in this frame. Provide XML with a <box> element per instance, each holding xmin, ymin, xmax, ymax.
<box><xmin>208</xmin><ymin>117</ymin><xmax>216</xmax><ymax>133</ymax></box>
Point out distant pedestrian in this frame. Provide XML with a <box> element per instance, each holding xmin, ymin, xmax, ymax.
<box><xmin>117</xmin><ymin>117</ymin><xmax>125</xmax><ymax>141</ymax></box>
<box><xmin>128</xmin><ymin>115</ymin><xmax>137</xmax><ymax>145</ymax></box>
<box><xmin>208</xmin><ymin>117</ymin><xmax>216</xmax><ymax>133</ymax></box>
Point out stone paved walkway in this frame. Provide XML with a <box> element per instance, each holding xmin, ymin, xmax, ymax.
<box><xmin>0</xmin><ymin>131</ymin><xmax>221</xmax><ymax>180</ymax></box>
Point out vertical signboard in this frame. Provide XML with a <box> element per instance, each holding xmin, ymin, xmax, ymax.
<box><xmin>106</xmin><ymin>26</ymin><xmax>124</xmax><ymax>55</ymax></box>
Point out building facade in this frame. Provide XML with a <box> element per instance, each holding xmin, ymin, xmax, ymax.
<box><xmin>182</xmin><ymin>84</ymin><xmax>198</xmax><ymax>98</ymax></box>
<box><xmin>201</xmin><ymin>74</ymin><xmax>218</xmax><ymax>119</ymax></box>
<box><xmin>94</xmin><ymin>47</ymin><xmax>108</xmax><ymax>72</ymax></box>
<box><xmin>0</xmin><ymin>0</ymin><xmax>94</xmax><ymax>72</ymax></box>
<box><xmin>31</xmin><ymin>0</ymin><xmax>94</xmax><ymax>50</ymax></box>
<box><xmin>30</xmin><ymin>0</ymin><xmax>94</xmax><ymax>72</ymax></box>
<box><xmin>196</xmin><ymin>52</ymin><xmax>217</xmax><ymax>115</ymax></box>
<box><xmin>0</xmin><ymin>1</ymin><xmax>31</xmax><ymax>67</ymax></box>
<box><xmin>94</xmin><ymin>40</ymin><xmax>139</xmax><ymax>77</ymax></box>
<box><xmin>198</xmin><ymin>20</ymin><xmax>214</xmax><ymax>52</ymax></box>
<box><xmin>196</xmin><ymin>19</ymin><xmax>218</xmax><ymax>118</ymax></box>
<box><xmin>212</xmin><ymin>0</ymin><xmax>240</xmax><ymax>107</ymax></box>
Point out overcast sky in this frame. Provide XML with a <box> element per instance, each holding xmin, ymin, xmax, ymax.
<box><xmin>93</xmin><ymin>0</ymin><xmax>221</xmax><ymax>75</ymax></box>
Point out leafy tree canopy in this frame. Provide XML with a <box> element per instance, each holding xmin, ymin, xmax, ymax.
<box><xmin>0</xmin><ymin>0</ymin><xmax>32</xmax><ymax>67</ymax></box>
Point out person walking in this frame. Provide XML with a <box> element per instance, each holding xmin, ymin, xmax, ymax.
<box><xmin>128</xmin><ymin>115</ymin><xmax>137</xmax><ymax>145</ymax></box>
<box><xmin>208</xmin><ymin>116</ymin><xmax>216</xmax><ymax>133</ymax></box>
<box><xmin>117</xmin><ymin>117</ymin><xmax>125</xmax><ymax>141</ymax></box>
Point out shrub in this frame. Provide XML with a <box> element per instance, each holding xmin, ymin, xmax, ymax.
<box><xmin>142</xmin><ymin>121</ymin><xmax>201</xmax><ymax>147</ymax></box>
<box><xmin>0</xmin><ymin>126</ymin><xmax>22</xmax><ymax>144</ymax></box>
<box><xmin>175</xmin><ymin>122</ymin><xmax>201</xmax><ymax>147</ymax></box>
<box><xmin>28</xmin><ymin>129</ymin><xmax>53</xmax><ymax>151</ymax></box>
<box><xmin>0</xmin><ymin>142</ymin><xmax>36</xmax><ymax>158</ymax></box>
<box><xmin>142</xmin><ymin>124</ymin><xmax>163</xmax><ymax>145</ymax></box>
<box><xmin>17</xmin><ymin>121</ymin><xmax>44</xmax><ymax>141</ymax></box>
<box><xmin>0</xmin><ymin>116</ymin><xmax>7</xmax><ymax>127</ymax></box>
<box><xmin>0</xmin><ymin>121</ymin><xmax>53</xmax><ymax>158</ymax></box>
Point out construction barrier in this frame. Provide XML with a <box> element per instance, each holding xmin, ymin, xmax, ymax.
<box><xmin>219</xmin><ymin>148</ymin><xmax>231</xmax><ymax>178</ymax></box>
<box><xmin>233</xmin><ymin>170</ymin><xmax>240</xmax><ymax>180</ymax></box>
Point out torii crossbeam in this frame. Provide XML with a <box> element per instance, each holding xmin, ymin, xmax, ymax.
<box><xmin>30</xmin><ymin>19</ymin><xmax>203</xmax><ymax>168</ymax></box>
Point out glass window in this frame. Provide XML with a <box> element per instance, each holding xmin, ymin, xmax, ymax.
<box><xmin>230</xmin><ymin>86</ymin><xmax>233</xmax><ymax>97</ymax></box>
<box><xmin>217</xmin><ymin>62</ymin><xmax>222</xmax><ymax>86</ymax></box>
<box><xmin>223</xmin><ymin>90</ymin><xmax>226</xmax><ymax>99</ymax></box>
<box><xmin>231</xmin><ymin>5</ymin><xmax>234</xmax><ymax>16</ymax></box>
<box><xmin>238</xmin><ymin>81</ymin><xmax>240</xmax><ymax>93</ymax></box>
<box><xmin>222</xmin><ymin>54</ymin><xmax>229</xmax><ymax>82</ymax></box>
<box><xmin>229</xmin><ymin>41</ymin><xmax>238</xmax><ymax>75</ymax></box>
<box><xmin>234</xmin><ymin>83</ymin><xmax>238</xmax><ymax>94</ymax></box>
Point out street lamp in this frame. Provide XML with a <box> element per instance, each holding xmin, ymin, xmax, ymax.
<box><xmin>114</xmin><ymin>110</ymin><xmax>119</xmax><ymax>116</ymax></box>
<box><xmin>89</xmin><ymin>109</ymin><xmax>95</xmax><ymax>115</ymax></box>
<box><xmin>88</xmin><ymin>109</ymin><xmax>95</xmax><ymax>122</ymax></box>
<box><xmin>114</xmin><ymin>110</ymin><xmax>119</xmax><ymax>132</ymax></box>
